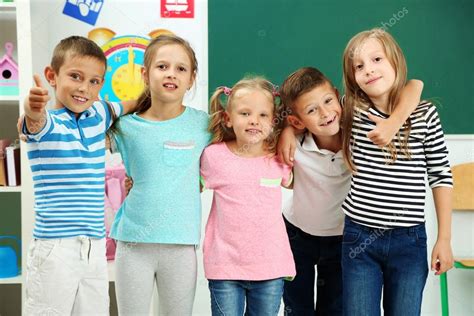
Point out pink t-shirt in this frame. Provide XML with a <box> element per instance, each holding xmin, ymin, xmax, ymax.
<box><xmin>200</xmin><ymin>142</ymin><xmax>296</xmax><ymax>281</ymax></box>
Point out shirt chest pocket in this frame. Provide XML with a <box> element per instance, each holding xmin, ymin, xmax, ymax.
<box><xmin>257</xmin><ymin>177</ymin><xmax>282</xmax><ymax>206</ymax></box>
<box><xmin>162</xmin><ymin>141</ymin><xmax>195</xmax><ymax>167</ymax></box>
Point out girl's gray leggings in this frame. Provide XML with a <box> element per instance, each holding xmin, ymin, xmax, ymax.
<box><xmin>114</xmin><ymin>241</ymin><xmax>197</xmax><ymax>315</ymax></box>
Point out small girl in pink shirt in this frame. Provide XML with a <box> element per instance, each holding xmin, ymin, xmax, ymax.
<box><xmin>200</xmin><ymin>77</ymin><xmax>296</xmax><ymax>315</ymax></box>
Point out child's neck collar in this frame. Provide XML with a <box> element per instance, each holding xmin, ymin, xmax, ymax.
<box><xmin>140</xmin><ymin>104</ymin><xmax>186</xmax><ymax>121</ymax></box>
<box><xmin>226</xmin><ymin>140</ymin><xmax>270</xmax><ymax>158</ymax></box>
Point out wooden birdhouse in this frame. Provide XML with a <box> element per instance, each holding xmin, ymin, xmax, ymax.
<box><xmin>0</xmin><ymin>42</ymin><xmax>19</xmax><ymax>96</ymax></box>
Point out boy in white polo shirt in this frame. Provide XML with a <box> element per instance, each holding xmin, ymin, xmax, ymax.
<box><xmin>279</xmin><ymin>67</ymin><xmax>349</xmax><ymax>315</ymax></box>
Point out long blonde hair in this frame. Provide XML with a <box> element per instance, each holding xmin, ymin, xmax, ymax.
<box><xmin>208</xmin><ymin>77</ymin><xmax>282</xmax><ymax>153</ymax></box>
<box><xmin>342</xmin><ymin>28</ymin><xmax>412</xmax><ymax>172</ymax></box>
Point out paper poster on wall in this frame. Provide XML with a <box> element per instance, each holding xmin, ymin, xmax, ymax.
<box><xmin>88</xmin><ymin>28</ymin><xmax>173</xmax><ymax>102</ymax></box>
<box><xmin>161</xmin><ymin>0</ymin><xmax>194</xmax><ymax>18</ymax></box>
<box><xmin>63</xmin><ymin>0</ymin><xmax>104</xmax><ymax>25</ymax></box>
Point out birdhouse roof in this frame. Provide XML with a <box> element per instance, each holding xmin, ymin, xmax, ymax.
<box><xmin>0</xmin><ymin>54</ymin><xmax>18</xmax><ymax>71</ymax></box>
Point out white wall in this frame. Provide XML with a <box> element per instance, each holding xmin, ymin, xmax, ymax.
<box><xmin>420</xmin><ymin>136</ymin><xmax>474</xmax><ymax>316</ymax></box>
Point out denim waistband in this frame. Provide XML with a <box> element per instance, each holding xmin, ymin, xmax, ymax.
<box><xmin>344</xmin><ymin>216</ymin><xmax>425</xmax><ymax>235</ymax></box>
<box><xmin>284</xmin><ymin>216</ymin><xmax>342</xmax><ymax>239</ymax></box>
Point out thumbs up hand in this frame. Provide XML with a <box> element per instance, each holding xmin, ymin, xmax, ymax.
<box><xmin>28</xmin><ymin>74</ymin><xmax>50</xmax><ymax>113</ymax></box>
<box><xmin>24</xmin><ymin>74</ymin><xmax>50</xmax><ymax>132</ymax></box>
<box><xmin>367</xmin><ymin>113</ymin><xmax>401</xmax><ymax>147</ymax></box>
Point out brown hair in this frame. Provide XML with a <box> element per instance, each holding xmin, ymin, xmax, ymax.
<box><xmin>341</xmin><ymin>28</ymin><xmax>411</xmax><ymax>172</ymax></box>
<box><xmin>280</xmin><ymin>67</ymin><xmax>334</xmax><ymax>117</ymax></box>
<box><xmin>134</xmin><ymin>34</ymin><xmax>198</xmax><ymax>115</ymax></box>
<box><xmin>51</xmin><ymin>36</ymin><xmax>107</xmax><ymax>73</ymax></box>
<box><xmin>209</xmin><ymin>76</ymin><xmax>282</xmax><ymax>153</ymax></box>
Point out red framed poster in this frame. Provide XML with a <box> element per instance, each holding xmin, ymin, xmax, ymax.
<box><xmin>161</xmin><ymin>0</ymin><xmax>194</xmax><ymax>18</ymax></box>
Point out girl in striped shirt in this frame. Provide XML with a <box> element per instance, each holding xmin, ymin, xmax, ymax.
<box><xmin>341</xmin><ymin>28</ymin><xmax>454</xmax><ymax>315</ymax></box>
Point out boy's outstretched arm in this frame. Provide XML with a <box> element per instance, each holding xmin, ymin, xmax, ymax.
<box><xmin>24</xmin><ymin>75</ymin><xmax>50</xmax><ymax>133</ymax></box>
<box><xmin>121</xmin><ymin>99</ymin><xmax>138</xmax><ymax>115</ymax></box>
<box><xmin>431</xmin><ymin>186</ymin><xmax>454</xmax><ymax>275</ymax></box>
<box><xmin>368</xmin><ymin>79</ymin><xmax>424</xmax><ymax>146</ymax></box>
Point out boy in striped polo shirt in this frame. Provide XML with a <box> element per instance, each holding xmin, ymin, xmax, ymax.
<box><xmin>22</xmin><ymin>36</ymin><xmax>136</xmax><ymax>315</ymax></box>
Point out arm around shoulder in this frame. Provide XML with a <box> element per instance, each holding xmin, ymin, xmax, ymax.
<box><xmin>367</xmin><ymin>79</ymin><xmax>424</xmax><ymax>147</ymax></box>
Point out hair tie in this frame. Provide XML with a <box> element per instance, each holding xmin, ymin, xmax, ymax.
<box><xmin>218</xmin><ymin>86</ymin><xmax>232</xmax><ymax>96</ymax></box>
<box><xmin>272</xmin><ymin>84</ymin><xmax>280</xmax><ymax>97</ymax></box>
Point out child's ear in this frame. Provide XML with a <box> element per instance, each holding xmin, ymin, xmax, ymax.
<box><xmin>334</xmin><ymin>87</ymin><xmax>341</xmax><ymax>101</ymax></box>
<box><xmin>44</xmin><ymin>66</ymin><xmax>57</xmax><ymax>88</ymax></box>
<box><xmin>223</xmin><ymin>111</ymin><xmax>232</xmax><ymax>128</ymax></box>
<box><xmin>188</xmin><ymin>71</ymin><xmax>196</xmax><ymax>90</ymax></box>
<box><xmin>288</xmin><ymin>115</ymin><xmax>305</xmax><ymax>130</ymax></box>
<box><xmin>141</xmin><ymin>67</ymin><xmax>149</xmax><ymax>86</ymax></box>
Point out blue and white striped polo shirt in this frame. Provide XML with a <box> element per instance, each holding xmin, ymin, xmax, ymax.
<box><xmin>23</xmin><ymin>101</ymin><xmax>122</xmax><ymax>239</ymax></box>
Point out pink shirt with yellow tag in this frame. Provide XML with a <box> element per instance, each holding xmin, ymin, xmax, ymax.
<box><xmin>200</xmin><ymin>142</ymin><xmax>296</xmax><ymax>281</ymax></box>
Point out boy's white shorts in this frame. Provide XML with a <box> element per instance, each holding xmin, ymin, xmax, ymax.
<box><xmin>23</xmin><ymin>237</ymin><xmax>109</xmax><ymax>315</ymax></box>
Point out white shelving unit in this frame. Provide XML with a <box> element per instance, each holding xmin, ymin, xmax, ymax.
<box><xmin>0</xmin><ymin>186</ymin><xmax>22</xmax><ymax>192</ymax></box>
<box><xmin>0</xmin><ymin>1</ymin><xmax>32</xmax><ymax>315</ymax></box>
<box><xmin>0</xmin><ymin>95</ymin><xmax>20</xmax><ymax>102</ymax></box>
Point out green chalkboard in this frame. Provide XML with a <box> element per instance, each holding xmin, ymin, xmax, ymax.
<box><xmin>209</xmin><ymin>0</ymin><xmax>474</xmax><ymax>134</ymax></box>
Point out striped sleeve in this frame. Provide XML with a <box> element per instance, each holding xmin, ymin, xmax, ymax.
<box><xmin>423</xmin><ymin>106</ymin><xmax>453</xmax><ymax>188</ymax></box>
<box><xmin>22</xmin><ymin>110</ymin><xmax>54</xmax><ymax>141</ymax></box>
<box><xmin>96</xmin><ymin>100</ymin><xmax>123</xmax><ymax>129</ymax></box>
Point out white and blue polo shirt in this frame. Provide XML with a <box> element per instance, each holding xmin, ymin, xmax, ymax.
<box><xmin>23</xmin><ymin>101</ymin><xmax>122</xmax><ymax>239</ymax></box>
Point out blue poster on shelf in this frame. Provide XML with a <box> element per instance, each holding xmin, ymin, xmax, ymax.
<box><xmin>62</xmin><ymin>0</ymin><xmax>104</xmax><ymax>26</ymax></box>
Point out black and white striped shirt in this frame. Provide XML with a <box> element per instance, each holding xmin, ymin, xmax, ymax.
<box><xmin>342</xmin><ymin>101</ymin><xmax>453</xmax><ymax>229</ymax></box>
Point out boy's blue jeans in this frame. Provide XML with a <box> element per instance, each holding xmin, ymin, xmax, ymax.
<box><xmin>282</xmin><ymin>217</ymin><xmax>343</xmax><ymax>315</ymax></box>
<box><xmin>342</xmin><ymin>217</ymin><xmax>428</xmax><ymax>316</ymax></box>
<box><xmin>208</xmin><ymin>278</ymin><xmax>284</xmax><ymax>315</ymax></box>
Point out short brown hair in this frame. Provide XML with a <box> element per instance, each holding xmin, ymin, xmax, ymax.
<box><xmin>51</xmin><ymin>36</ymin><xmax>107</xmax><ymax>73</ymax></box>
<box><xmin>280</xmin><ymin>67</ymin><xmax>333</xmax><ymax>116</ymax></box>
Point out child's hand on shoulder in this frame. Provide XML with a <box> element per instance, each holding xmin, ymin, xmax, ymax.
<box><xmin>367</xmin><ymin>114</ymin><xmax>400</xmax><ymax>147</ymax></box>
<box><xmin>277</xmin><ymin>125</ymin><xmax>299</xmax><ymax>166</ymax></box>
<box><xmin>431</xmin><ymin>238</ymin><xmax>454</xmax><ymax>275</ymax></box>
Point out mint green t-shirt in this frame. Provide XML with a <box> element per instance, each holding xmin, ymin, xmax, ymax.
<box><xmin>110</xmin><ymin>107</ymin><xmax>211</xmax><ymax>244</ymax></box>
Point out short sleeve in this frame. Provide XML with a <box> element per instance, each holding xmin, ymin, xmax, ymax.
<box><xmin>200</xmin><ymin>147</ymin><xmax>215</xmax><ymax>190</ymax></box>
<box><xmin>96</xmin><ymin>101</ymin><xmax>123</xmax><ymax>129</ymax></box>
<box><xmin>22</xmin><ymin>111</ymin><xmax>53</xmax><ymax>141</ymax></box>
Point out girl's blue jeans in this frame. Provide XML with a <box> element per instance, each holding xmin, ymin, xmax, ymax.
<box><xmin>208</xmin><ymin>278</ymin><xmax>284</xmax><ymax>315</ymax></box>
<box><xmin>342</xmin><ymin>217</ymin><xmax>429</xmax><ymax>316</ymax></box>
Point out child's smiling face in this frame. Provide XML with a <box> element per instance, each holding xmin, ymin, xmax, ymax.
<box><xmin>353</xmin><ymin>37</ymin><xmax>396</xmax><ymax>109</ymax></box>
<box><xmin>225</xmin><ymin>89</ymin><xmax>274</xmax><ymax>147</ymax></box>
<box><xmin>46</xmin><ymin>55</ymin><xmax>105</xmax><ymax>115</ymax></box>
<box><xmin>289</xmin><ymin>82</ymin><xmax>342</xmax><ymax>138</ymax></box>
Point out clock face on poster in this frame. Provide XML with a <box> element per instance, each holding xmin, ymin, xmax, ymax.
<box><xmin>100</xmin><ymin>35</ymin><xmax>148</xmax><ymax>102</ymax></box>
<box><xmin>88</xmin><ymin>28</ymin><xmax>173</xmax><ymax>102</ymax></box>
